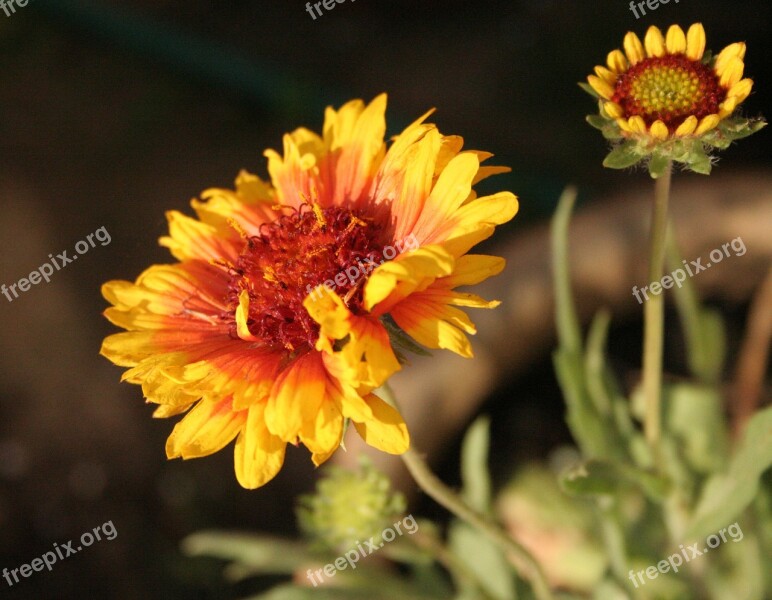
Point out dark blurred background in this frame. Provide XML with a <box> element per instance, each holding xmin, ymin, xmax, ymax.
<box><xmin>0</xmin><ymin>1</ymin><xmax>769</xmax><ymax>598</ymax></box>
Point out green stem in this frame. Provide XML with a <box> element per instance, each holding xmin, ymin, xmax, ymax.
<box><xmin>380</xmin><ymin>385</ymin><xmax>553</xmax><ymax>599</ymax></box>
<box><xmin>642</xmin><ymin>162</ymin><xmax>672</xmax><ymax>457</ymax></box>
<box><xmin>399</xmin><ymin>448</ymin><xmax>554</xmax><ymax>600</ymax></box>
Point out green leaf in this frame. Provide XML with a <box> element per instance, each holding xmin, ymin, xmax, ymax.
<box><xmin>181</xmin><ymin>532</ymin><xmax>317</xmax><ymax>576</ymax></box>
<box><xmin>449</xmin><ymin>522</ymin><xmax>517</xmax><ymax>600</ymax></box>
<box><xmin>602</xmin><ymin>143</ymin><xmax>642</xmax><ymax>169</ymax></box>
<box><xmin>460</xmin><ymin>416</ymin><xmax>492</xmax><ymax>513</ymax></box>
<box><xmin>685</xmin><ymin>406</ymin><xmax>772</xmax><ymax>540</ymax></box>
<box><xmin>561</xmin><ymin>459</ymin><xmax>670</xmax><ymax>502</ymax></box>
<box><xmin>550</xmin><ymin>186</ymin><xmax>581</xmax><ymax>356</ymax></box>
<box><xmin>554</xmin><ymin>350</ymin><xmax>611</xmax><ymax>458</ymax></box>
<box><xmin>665</xmin><ymin>383</ymin><xmax>728</xmax><ymax>474</ymax></box>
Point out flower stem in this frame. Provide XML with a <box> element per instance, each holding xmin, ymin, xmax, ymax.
<box><xmin>399</xmin><ymin>448</ymin><xmax>554</xmax><ymax>600</ymax></box>
<box><xmin>642</xmin><ymin>162</ymin><xmax>672</xmax><ymax>456</ymax></box>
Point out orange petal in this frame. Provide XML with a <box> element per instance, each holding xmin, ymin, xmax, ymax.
<box><xmin>264</xmin><ymin>353</ymin><xmax>326</xmax><ymax>443</ymax></box>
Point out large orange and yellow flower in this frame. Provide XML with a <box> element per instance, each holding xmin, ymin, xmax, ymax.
<box><xmin>101</xmin><ymin>94</ymin><xmax>518</xmax><ymax>489</ymax></box>
<box><xmin>587</xmin><ymin>23</ymin><xmax>752</xmax><ymax>140</ymax></box>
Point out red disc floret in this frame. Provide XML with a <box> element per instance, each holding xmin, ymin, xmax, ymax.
<box><xmin>613</xmin><ymin>54</ymin><xmax>726</xmax><ymax>130</ymax></box>
<box><xmin>222</xmin><ymin>204</ymin><xmax>390</xmax><ymax>352</ymax></box>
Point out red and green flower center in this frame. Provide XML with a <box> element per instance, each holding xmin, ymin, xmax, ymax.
<box><xmin>613</xmin><ymin>55</ymin><xmax>725</xmax><ymax>129</ymax></box>
<box><xmin>224</xmin><ymin>204</ymin><xmax>389</xmax><ymax>351</ymax></box>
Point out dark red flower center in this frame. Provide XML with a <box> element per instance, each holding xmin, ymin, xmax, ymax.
<box><xmin>612</xmin><ymin>55</ymin><xmax>725</xmax><ymax>129</ymax></box>
<box><xmin>223</xmin><ymin>204</ymin><xmax>390</xmax><ymax>352</ymax></box>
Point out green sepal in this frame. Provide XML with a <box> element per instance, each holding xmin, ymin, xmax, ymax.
<box><xmin>602</xmin><ymin>141</ymin><xmax>643</xmax><ymax>169</ymax></box>
<box><xmin>684</xmin><ymin>145</ymin><xmax>713</xmax><ymax>174</ymax></box>
<box><xmin>578</xmin><ymin>81</ymin><xmax>600</xmax><ymax>98</ymax></box>
<box><xmin>647</xmin><ymin>153</ymin><xmax>670</xmax><ymax>178</ymax></box>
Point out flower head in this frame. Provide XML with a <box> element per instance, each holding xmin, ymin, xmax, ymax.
<box><xmin>583</xmin><ymin>24</ymin><xmax>765</xmax><ymax>176</ymax></box>
<box><xmin>101</xmin><ymin>94</ymin><xmax>517</xmax><ymax>489</ymax></box>
<box><xmin>297</xmin><ymin>457</ymin><xmax>406</xmax><ymax>552</ymax></box>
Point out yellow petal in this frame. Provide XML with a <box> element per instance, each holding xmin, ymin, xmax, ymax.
<box><xmin>587</xmin><ymin>75</ymin><xmax>614</xmax><ymax>100</ymax></box>
<box><xmin>623</xmin><ymin>31</ymin><xmax>645</xmax><ymax>65</ymax></box>
<box><xmin>715</xmin><ymin>43</ymin><xmax>746</xmax><ymax>78</ymax></box>
<box><xmin>628</xmin><ymin>116</ymin><xmax>647</xmax><ymax>133</ymax></box>
<box><xmin>594</xmin><ymin>65</ymin><xmax>617</xmax><ymax>85</ymax></box>
<box><xmin>650</xmin><ymin>120</ymin><xmax>669</xmax><ymax>140</ymax></box>
<box><xmin>719</xmin><ymin>96</ymin><xmax>739</xmax><ymax>119</ymax></box>
<box><xmin>719</xmin><ymin>57</ymin><xmax>745</xmax><ymax>88</ymax></box>
<box><xmin>234</xmin><ymin>403</ymin><xmax>287</xmax><ymax>489</ymax></box>
<box><xmin>728</xmin><ymin>78</ymin><xmax>753</xmax><ymax>103</ymax></box>
<box><xmin>434</xmin><ymin>254</ymin><xmax>506</xmax><ymax>289</ymax></box>
<box><xmin>606</xmin><ymin>49</ymin><xmax>628</xmax><ymax>73</ymax></box>
<box><xmin>301</xmin><ymin>399</ymin><xmax>343</xmax><ymax>466</ymax></box>
<box><xmin>166</xmin><ymin>397</ymin><xmax>246</xmax><ymax>460</ymax></box>
<box><xmin>686</xmin><ymin>23</ymin><xmax>706</xmax><ymax>61</ymax></box>
<box><xmin>430</xmin><ymin>191</ymin><xmax>518</xmax><ymax>254</ymax></box>
<box><xmin>644</xmin><ymin>26</ymin><xmax>666</xmax><ymax>58</ymax></box>
<box><xmin>303</xmin><ymin>284</ymin><xmax>351</xmax><ymax>346</ymax></box>
<box><xmin>235</xmin><ymin>290</ymin><xmax>260</xmax><ymax>342</ymax></box>
<box><xmin>674</xmin><ymin>116</ymin><xmax>698</xmax><ymax>136</ymax></box>
<box><xmin>159</xmin><ymin>210</ymin><xmax>237</xmax><ymax>263</ymax></box>
<box><xmin>665</xmin><ymin>25</ymin><xmax>686</xmax><ymax>54</ymax></box>
<box><xmin>390</xmin><ymin>292</ymin><xmax>475</xmax><ymax>358</ymax></box>
<box><xmin>695</xmin><ymin>114</ymin><xmax>720</xmax><ymax>135</ymax></box>
<box><xmin>363</xmin><ymin>245</ymin><xmax>454</xmax><ymax>313</ymax></box>
<box><xmin>410</xmin><ymin>152</ymin><xmax>480</xmax><ymax>240</ymax></box>
<box><xmin>616</xmin><ymin>118</ymin><xmax>633</xmax><ymax>133</ymax></box>
<box><xmin>353</xmin><ymin>394</ymin><xmax>409</xmax><ymax>454</ymax></box>
<box><xmin>604</xmin><ymin>102</ymin><xmax>624</xmax><ymax>119</ymax></box>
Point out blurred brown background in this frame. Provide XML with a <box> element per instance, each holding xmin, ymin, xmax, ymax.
<box><xmin>0</xmin><ymin>1</ymin><xmax>769</xmax><ymax>598</ymax></box>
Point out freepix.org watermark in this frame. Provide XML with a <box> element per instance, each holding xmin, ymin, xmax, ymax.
<box><xmin>3</xmin><ymin>521</ymin><xmax>118</xmax><ymax>588</ymax></box>
<box><xmin>1</xmin><ymin>226</ymin><xmax>111</xmax><ymax>303</ymax></box>
<box><xmin>305</xmin><ymin>233</ymin><xmax>418</xmax><ymax>303</ymax></box>
<box><xmin>632</xmin><ymin>236</ymin><xmax>746</xmax><ymax>304</ymax></box>
<box><xmin>0</xmin><ymin>0</ymin><xmax>32</xmax><ymax>18</ymax></box>
<box><xmin>628</xmin><ymin>0</ymin><xmax>682</xmax><ymax>20</ymax></box>
<box><xmin>306</xmin><ymin>514</ymin><xmax>418</xmax><ymax>587</ymax></box>
<box><xmin>628</xmin><ymin>521</ymin><xmax>743</xmax><ymax>588</ymax></box>
<box><xmin>305</xmin><ymin>0</ymin><xmax>356</xmax><ymax>20</ymax></box>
